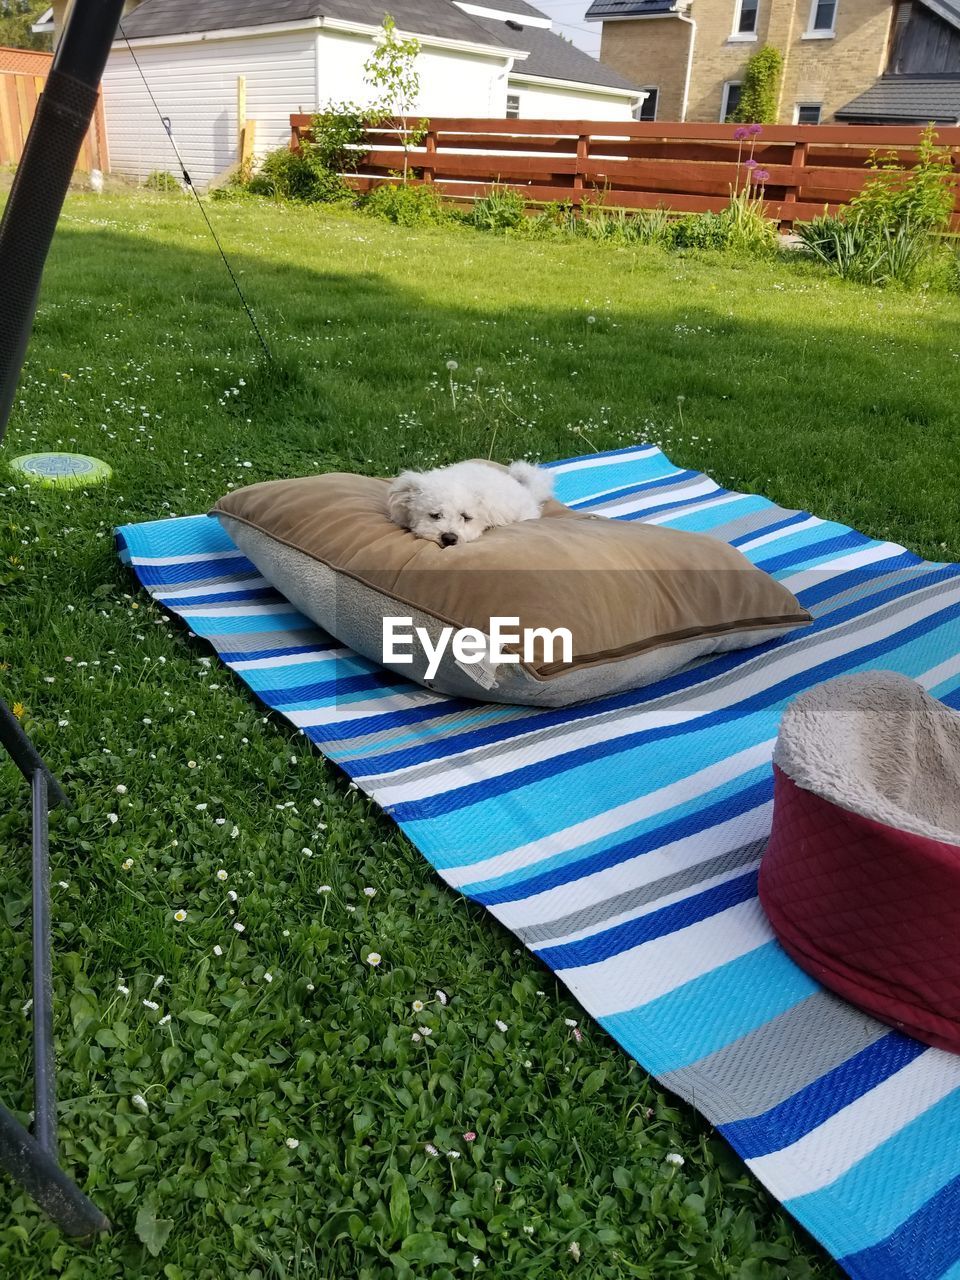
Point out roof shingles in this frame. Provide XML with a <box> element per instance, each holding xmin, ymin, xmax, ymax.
<box><xmin>836</xmin><ymin>75</ymin><xmax>960</xmax><ymax>122</ymax></box>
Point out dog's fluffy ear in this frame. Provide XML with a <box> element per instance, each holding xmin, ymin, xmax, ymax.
<box><xmin>387</xmin><ymin>472</ymin><xmax>422</xmax><ymax>527</ymax></box>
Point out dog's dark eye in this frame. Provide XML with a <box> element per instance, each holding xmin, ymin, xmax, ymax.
<box><xmin>429</xmin><ymin>513</ymin><xmax>441</xmax><ymax>520</ymax></box>
<box><xmin>461</xmin><ymin>514</ymin><xmax>472</xmax><ymax>522</ymax></box>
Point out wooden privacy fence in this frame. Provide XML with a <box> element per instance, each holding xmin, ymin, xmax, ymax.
<box><xmin>290</xmin><ymin>115</ymin><xmax>960</xmax><ymax>230</ymax></box>
<box><xmin>0</xmin><ymin>46</ymin><xmax>107</xmax><ymax>173</ymax></box>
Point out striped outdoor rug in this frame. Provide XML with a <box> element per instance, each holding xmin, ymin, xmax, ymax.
<box><xmin>117</xmin><ymin>445</ymin><xmax>960</xmax><ymax>1280</ymax></box>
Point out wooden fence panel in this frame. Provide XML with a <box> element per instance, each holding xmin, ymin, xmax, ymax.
<box><xmin>291</xmin><ymin>114</ymin><xmax>960</xmax><ymax>230</ymax></box>
<box><xmin>0</xmin><ymin>45</ymin><xmax>106</xmax><ymax>173</ymax></box>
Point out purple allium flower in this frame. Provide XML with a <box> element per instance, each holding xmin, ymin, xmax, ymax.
<box><xmin>744</xmin><ymin>157</ymin><xmax>758</xmax><ymax>169</ymax></box>
<box><xmin>748</xmin><ymin>123</ymin><xmax>763</xmax><ymax>136</ymax></box>
<box><xmin>733</xmin><ymin>126</ymin><xmax>750</xmax><ymax>141</ymax></box>
<box><xmin>751</xmin><ymin>168</ymin><xmax>771</xmax><ymax>184</ymax></box>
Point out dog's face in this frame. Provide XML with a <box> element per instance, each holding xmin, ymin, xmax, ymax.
<box><xmin>387</xmin><ymin>471</ymin><xmax>485</xmax><ymax>547</ymax></box>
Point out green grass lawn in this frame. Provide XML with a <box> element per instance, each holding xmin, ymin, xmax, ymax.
<box><xmin>1</xmin><ymin>190</ymin><xmax>958</xmax><ymax>1280</ymax></box>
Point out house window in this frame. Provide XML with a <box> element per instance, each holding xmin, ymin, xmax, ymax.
<box><xmin>721</xmin><ymin>82</ymin><xmax>743</xmax><ymax>122</ymax></box>
<box><xmin>506</xmin><ymin>93</ymin><xmax>520</xmax><ymax>120</ymax></box>
<box><xmin>807</xmin><ymin>0</ymin><xmax>837</xmax><ymax>30</ymax></box>
<box><xmin>634</xmin><ymin>88</ymin><xmax>658</xmax><ymax>121</ymax></box>
<box><xmin>734</xmin><ymin>0</ymin><xmax>759</xmax><ymax>35</ymax></box>
<box><xmin>795</xmin><ymin>102</ymin><xmax>823</xmax><ymax>123</ymax></box>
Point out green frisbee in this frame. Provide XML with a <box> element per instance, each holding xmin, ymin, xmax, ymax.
<box><xmin>8</xmin><ymin>452</ymin><xmax>112</xmax><ymax>488</ymax></box>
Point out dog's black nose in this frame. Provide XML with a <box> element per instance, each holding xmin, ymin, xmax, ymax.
<box><xmin>440</xmin><ymin>532</ymin><xmax>458</xmax><ymax>547</ymax></box>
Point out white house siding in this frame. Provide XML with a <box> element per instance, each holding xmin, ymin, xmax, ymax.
<box><xmin>102</xmin><ymin>30</ymin><xmax>317</xmax><ymax>187</ymax></box>
<box><xmin>315</xmin><ymin>28</ymin><xmax>510</xmax><ymax>117</ymax></box>
<box><xmin>507</xmin><ymin>78</ymin><xmax>636</xmax><ymax>120</ymax></box>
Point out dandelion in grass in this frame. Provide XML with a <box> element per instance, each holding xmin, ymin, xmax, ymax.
<box><xmin>366</xmin><ymin>952</ymin><xmax>382</xmax><ymax>966</ymax></box>
<box><xmin>131</xmin><ymin>1093</ymin><xmax>149</xmax><ymax>1114</ymax></box>
<box><xmin>173</xmin><ymin>909</ymin><xmax>187</xmax><ymax>923</ymax></box>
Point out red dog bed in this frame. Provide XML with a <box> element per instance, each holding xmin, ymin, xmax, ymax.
<box><xmin>759</xmin><ymin>671</ymin><xmax>960</xmax><ymax>1054</ymax></box>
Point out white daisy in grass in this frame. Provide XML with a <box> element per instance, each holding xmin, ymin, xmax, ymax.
<box><xmin>418</xmin><ymin>1026</ymin><xmax>432</xmax><ymax>1037</ymax></box>
<box><xmin>494</xmin><ymin>1020</ymin><xmax>508</xmax><ymax>1033</ymax></box>
<box><xmin>568</xmin><ymin>1242</ymin><xmax>581</xmax><ymax>1262</ymax></box>
<box><xmin>107</xmin><ymin>813</ymin><xmax>118</xmax><ymax>824</ymax></box>
<box><xmin>665</xmin><ymin>1152</ymin><xmax>685</xmax><ymax>1167</ymax></box>
<box><xmin>412</xmin><ymin>1000</ymin><xmax>425</xmax><ymax>1013</ymax></box>
<box><xmin>196</xmin><ymin>803</ymin><xmax>207</xmax><ymax>812</ymax></box>
<box><xmin>366</xmin><ymin>952</ymin><xmax>382</xmax><ymax>966</ymax></box>
<box><xmin>153</xmin><ymin>975</ymin><xmax>164</xmax><ymax>989</ymax></box>
<box><xmin>436</xmin><ymin>990</ymin><xmax>448</xmax><ymax>1005</ymax></box>
<box><xmin>411</xmin><ymin>1032</ymin><xmax>421</xmax><ymax>1043</ymax></box>
<box><xmin>285</xmin><ymin>1137</ymin><xmax>299</xmax><ymax>1149</ymax></box>
<box><xmin>143</xmin><ymin>999</ymin><xmax>159</xmax><ymax>1010</ymax></box>
<box><xmin>318</xmin><ymin>885</ymin><xmax>332</xmax><ymax>894</ymax></box>
<box><xmin>230</xmin><ymin>826</ymin><xmax>240</xmax><ymax>839</ymax></box>
<box><xmin>363</xmin><ymin>887</ymin><xmax>376</xmax><ymax>898</ymax></box>
<box><xmin>424</xmin><ymin>1143</ymin><xmax>439</xmax><ymax>1157</ymax></box>
<box><xmin>116</xmin><ymin>784</ymin><xmax>127</xmax><ymax>795</ymax></box>
<box><xmin>301</xmin><ymin>848</ymin><xmax>314</xmax><ymax>858</ymax></box>
<box><xmin>306</xmin><ymin>983</ymin><xmax>315</xmax><ymax>992</ymax></box>
<box><xmin>117</xmin><ymin>984</ymin><xmax>130</xmax><ymax>995</ymax></box>
<box><xmin>233</xmin><ymin>922</ymin><xmax>245</xmax><ymax>933</ymax></box>
<box><xmin>227</xmin><ymin>890</ymin><xmax>238</xmax><ymax>902</ymax></box>
<box><xmin>173</xmin><ymin>910</ymin><xmax>187</xmax><ymax>923</ymax></box>
<box><xmin>213</xmin><ymin>945</ymin><xmax>223</xmax><ymax>957</ymax></box>
<box><xmin>264</xmin><ymin>973</ymin><xmax>273</xmax><ymax>984</ymax></box>
<box><xmin>187</xmin><ymin>760</ymin><xmax>197</xmax><ymax>769</ymax></box>
<box><xmin>121</xmin><ymin>858</ymin><xmax>134</xmax><ymax>871</ymax></box>
<box><xmin>564</xmin><ymin>1018</ymin><xmax>577</xmax><ymax>1027</ymax></box>
<box><xmin>159</xmin><ymin>1014</ymin><xmax>171</xmax><ymax>1026</ymax></box>
<box><xmin>216</xmin><ymin>869</ymin><xmax>228</xmax><ymax>881</ymax></box>
<box><xmin>58</xmin><ymin>880</ymin><xmax>69</xmax><ymax>889</ymax></box>
<box><xmin>131</xmin><ymin>1094</ymin><xmax>149</xmax><ymax>1114</ymax></box>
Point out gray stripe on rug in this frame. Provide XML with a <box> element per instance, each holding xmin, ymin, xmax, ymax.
<box><xmin>660</xmin><ymin>991</ymin><xmax>889</xmax><ymax>1125</ymax></box>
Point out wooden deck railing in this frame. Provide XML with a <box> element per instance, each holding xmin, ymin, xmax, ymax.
<box><xmin>290</xmin><ymin>115</ymin><xmax>960</xmax><ymax>230</ymax></box>
<box><xmin>0</xmin><ymin>45</ymin><xmax>107</xmax><ymax>173</ymax></box>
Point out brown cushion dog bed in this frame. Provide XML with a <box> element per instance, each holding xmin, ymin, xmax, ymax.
<box><xmin>212</xmin><ymin>468</ymin><xmax>810</xmax><ymax>707</ymax></box>
<box><xmin>759</xmin><ymin>671</ymin><xmax>960</xmax><ymax>1053</ymax></box>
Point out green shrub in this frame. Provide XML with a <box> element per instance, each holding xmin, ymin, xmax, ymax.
<box><xmin>666</xmin><ymin>211</ymin><xmax>731</xmax><ymax>251</ymax></box>
<box><xmin>309</xmin><ymin>102</ymin><xmax>374</xmax><ymax>174</ymax></box>
<box><xmin>628</xmin><ymin>207</ymin><xmax>673</xmax><ymax>246</ymax></box>
<box><xmin>734</xmin><ymin>46</ymin><xmax>783</xmax><ymax>124</ymax></box>
<box><xmin>143</xmin><ymin>171</ymin><xmax>181</xmax><ymax>192</ymax></box>
<box><xmin>794</xmin><ymin>211</ymin><xmax>932</xmax><ymax>285</ymax></box>
<box><xmin>363</xmin><ymin>180</ymin><xmax>450</xmax><ymax>226</ymax></box>
<box><xmin>850</xmin><ymin>125</ymin><xmax>956</xmax><ymax>238</ymax></box>
<box><xmin>247</xmin><ymin>146</ymin><xmax>352</xmax><ymax>203</ymax></box>
<box><xmin>723</xmin><ymin>184</ymin><xmax>778</xmax><ymax>254</ymax></box>
<box><xmin>524</xmin><ymin>200</ymin><xmax>579</xmax><ymax>239</ymax></box>
<box><xmin>471</xmin><ymin>186</ymin><xmax>526</xmax><ymax>232</ymax></box>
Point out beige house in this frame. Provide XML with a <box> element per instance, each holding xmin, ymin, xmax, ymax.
<box><xmin>586</xmin><ymin>0</ymin><xmax>960</xmax><ymax>123</ymax></box>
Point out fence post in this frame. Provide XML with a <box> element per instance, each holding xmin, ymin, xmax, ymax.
<box><xmin>782</xmin><ymin>133</ymin><xmax>808</xmax><ymax>232</ymax></box>
<box><xmin>422</xmin><ymin>128</ymin><xmax>436</xmax><ymax>184</ymax></box>
<box><xmin>574</xmin><ymin>132</ymin><xmax>589</xmax><ymax>199</ymax></box>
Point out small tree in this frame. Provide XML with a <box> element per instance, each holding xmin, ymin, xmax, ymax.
<box><xmin>364</xmin><ymin>15</ymin><xmax>428</xmax><ymax>180</ymax></box>
<box><xmin>734</xmin><ymin>46</ymin><xmax>783</xmax><ymax>124</ymax></box>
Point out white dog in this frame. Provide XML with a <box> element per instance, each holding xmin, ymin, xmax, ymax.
<box><xmin>387</xmin><ymin>460</ymin><xmax>554</xmax><ymax>548</ymax></box>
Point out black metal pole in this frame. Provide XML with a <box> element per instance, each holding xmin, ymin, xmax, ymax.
<box><xmin>0</xmin><ymin>1105</ymin><xmax>110</xmax><ymax>1236</ymax></box>
<box><xmin>31</xmin><ymin>770</ymin><xmax>57</xmax><ymax>1158</ymax></box>
<box><xmin>0</xmin><ymin>0</ymin><xmax>127</xmax><ymax>444</ymax></box>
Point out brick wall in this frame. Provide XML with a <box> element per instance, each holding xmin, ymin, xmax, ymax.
<box><xmin>599</xmin><ymin>18</ymin><xmax>692</xmax><ymax>121</ymax></box>
<box><xmin>599</xmin><ymin>0</ymin><xmax>894</xmax><ymax>124</ymax></box>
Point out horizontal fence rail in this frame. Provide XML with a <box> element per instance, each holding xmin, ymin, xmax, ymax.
<box><xmin>0</xmin><ymin>46</ymin><xmax>107</xmax><ymax>173</ymax></box>
<box><xmin>290</xmin><ymin>115</ymin><xmax>960</xmax><ymax>229</ymax></box>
